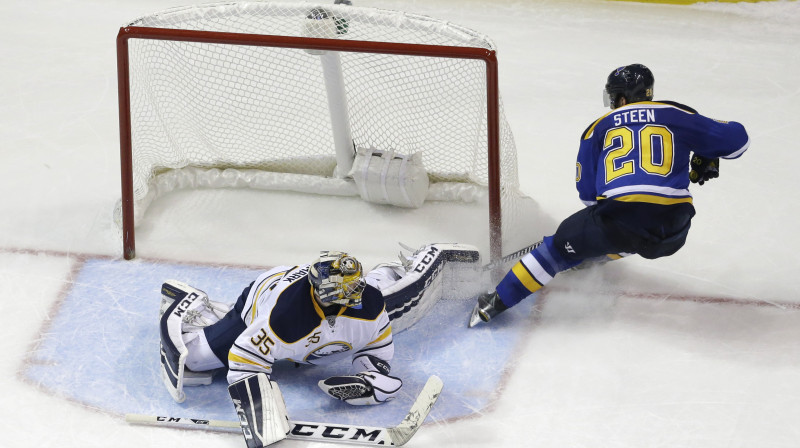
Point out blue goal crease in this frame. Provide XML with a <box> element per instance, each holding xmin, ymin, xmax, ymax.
<box><xmin>22</xmin><ymin>258</ymin><xmax>538</xmax><ymax>427</ymax></box>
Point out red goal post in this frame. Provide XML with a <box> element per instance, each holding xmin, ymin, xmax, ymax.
<box><xmin>116</xmin><ymin>2</ymin><xmax>518</xmax><ymax>265</ymax></box>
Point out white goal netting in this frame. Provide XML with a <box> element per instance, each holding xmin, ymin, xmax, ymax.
<box><xmin>117</xmin><ymin>1</ymin><xmax>525</xmax><ymax>258</ymax></box>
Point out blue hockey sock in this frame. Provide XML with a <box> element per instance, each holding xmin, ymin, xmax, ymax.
<box><xmin>495</xmin><ymin>236</ymin><xmax>580</xmax><ymax>308</ymax></box>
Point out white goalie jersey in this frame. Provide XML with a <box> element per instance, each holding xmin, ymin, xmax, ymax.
<box><xmin>227</xmin><ymin>242</ymin><xmax>480</xmax><ymax>383</ymax></box>
<box><xmin>226</xmin><ymin>263</ymin><xmax>394</xmax><ymax>385</ymax></box>
<box><xmin>159</xmin><ymin>243</ymin><xmax>480</xmax><ymax>404</ymax></box>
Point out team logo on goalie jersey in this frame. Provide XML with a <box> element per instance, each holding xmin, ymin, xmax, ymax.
<box><xmin>305</xmin><ymin>341</ymin><xmax>352</xmax><ymax>363</ymax></box>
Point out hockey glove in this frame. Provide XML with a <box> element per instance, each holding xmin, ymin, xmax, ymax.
<box><xmin>318</xmin><ymin>371</ymin><xmax>402</xmax><ymax>405</ymax></box>
<box><xmin>689</xmin><ymin>155</ymin><xmax>719</xmax><ymax>185</ymax></box>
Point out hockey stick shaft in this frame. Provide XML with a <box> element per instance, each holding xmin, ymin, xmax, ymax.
<box><xmin>125</xmin><ymin>414</ymin><xmax>391</xmax><ymax>446</ymax></box>
<box><xmin>125</xmin><ymin>414</ymin><xmax>239</xmax><ymax>431</ymax></box>
<box><xmin>482</xmin><ymin>240</ymin><xmax>542</xmax><ymax>271</ymax></box>
<box><xmin>126</xmin><ymin>375</ymin><xmax>443</xmax><ymax>447</ymax></box>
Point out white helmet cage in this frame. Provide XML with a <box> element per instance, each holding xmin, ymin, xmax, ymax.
<box><xmin>309</xmin><ymin>251</ymin><xmax>366</xmax><ymax>308</ymax></box>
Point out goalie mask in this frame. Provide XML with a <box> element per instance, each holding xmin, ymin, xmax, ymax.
<box><xmin>309</xmin><ymin>251</ymin><xmax>366</xmax><ymax>309</ymax></box>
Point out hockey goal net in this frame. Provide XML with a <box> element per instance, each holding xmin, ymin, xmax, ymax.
<box><xmin>116</xmin><ymin>1</ymin><xmax>522</xmax><ymax>262</ymax></box>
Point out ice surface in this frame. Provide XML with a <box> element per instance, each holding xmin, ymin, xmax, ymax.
<box><xmin>1</xmin><ymin>0</ymin><xmax>800</xmax><ymax>447</ymax></box>
<box><xmin>21</xmin><ymin>257</ymin><xmax>538</xmax><ymax>428</ymax></box>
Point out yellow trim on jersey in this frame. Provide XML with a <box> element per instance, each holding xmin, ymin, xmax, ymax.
<box><xmin>606</xmin><ymin>254</ymin><xmax>624</xmax><ymax>260</ymax></box>
<box><xmin>583</xmin><ymin>110</ymin><xmax>616</xmax><ymax>140</ymax></box>
<box><xmin>512</xmin><ymin>262</ymin><xmax>543</xmax><ymax>294</ymax></box>
<box><xmin>228</xmin><ymin>352</ymin><xmax>272</xmax><ymax>371</ymax></box>
<box><xmin>250</xmin><ymin>271</ymin><xmax>285</xmax><ymax>324</ymax></box>
<box><xmin>608</xmin><ymin>194</ymin><xmax>693</xmax><ymax>205</ymax></box>
<box><xmin>367</xmin><ymin>326</ymin><xmax>393</xmax><ymax>346</ymax></box>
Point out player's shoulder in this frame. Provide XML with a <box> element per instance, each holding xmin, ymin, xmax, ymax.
<box><xmin>276</xmin><ymin>263</ymin><xmax>312</xmax><ymax>284</ymax></box>
<box><xmin>643</xmin><ymin>100</ymin><xmax>698</xmax><ymax>114</ymax></box>
<box><xmin>581</xmin><ymin>100</ymin><xmax>699</xmax><ymax>140</ymax></box>
<box><xmin>342</xmin><ymin>285</ymin><xmax>386</xmax><ymax>322</ymax></box>
<box><xmin>267</xmin><ymin>271</ymin><xmax>319</xmax><ymax>343</ymax></box>
<box><xmin>253</xmin><ymin>263</ymin><xmax>309</xmax><ymax>287</ymax></box>
<box><xmin>581</xmin><ymin>107</ymin><xmax>621</xmax><ymax>140</ymax></box>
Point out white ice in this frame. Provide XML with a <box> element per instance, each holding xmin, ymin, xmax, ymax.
<box><xmin>1</xmin><ymin>0</ymin><xmax>799</xmax><ymax>446</ymax></box>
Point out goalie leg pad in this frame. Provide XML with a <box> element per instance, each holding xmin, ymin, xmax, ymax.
<box><xmin>160</xmin><ymin>292</ymin><xmax>195</xmax><ymax>403</ymax></box>
<box><xmin>228</xmin><ymin>373</ymin><xmax>290</xmax><ymax>448</ymax></box>
<box><xmin>382</xmin><ymin>243</ymin><xmax>480</xmax><ymax>332</ymax></box>
<box><xmin>160</xmin><ymin>279</ymin><xmax>231</xmax><ymax>330</ymax></box>
<box><xmin>159</xmin><ymin>280</ymin><xmax>230</xmax><ymax>402</ymax></box>
<box><xmin>318</xmin><ymin>371</ymin><xmax>403</xmax><ymax>406</ymax></box>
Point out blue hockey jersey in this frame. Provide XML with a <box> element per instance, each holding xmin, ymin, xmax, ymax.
<box><xmin>576</xmin><ymin>101</ymin><xmax>749</xmax><ymax>206</ymax></box>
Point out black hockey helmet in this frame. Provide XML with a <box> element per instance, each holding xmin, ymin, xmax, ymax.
<box><xmin>603</xmin><ymin>64</ymin><xmax>654</xmax><ymax>109</ymax></box>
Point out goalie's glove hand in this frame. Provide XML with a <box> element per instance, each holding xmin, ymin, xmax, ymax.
<box><xmin>318</xmin><ymin>371</ymin><xmax>402</xmax><ymax>405</ymax></box>
<box><xmin>689</xmin><ymin>155</ymin><xmax>720</xmax><ymax>185</ymax></box>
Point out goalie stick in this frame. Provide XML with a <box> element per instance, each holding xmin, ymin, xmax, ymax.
<box><xmin>481</xmin><ymin>240</ymin><xmax>542</xmax><ymax>272</ymax></box>
<box><xmin>126</xmin><ymin>375</ymin><xmax>443</xmax><ymax>447</ymax></box>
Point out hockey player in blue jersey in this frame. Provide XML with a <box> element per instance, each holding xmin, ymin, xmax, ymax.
<box><xmin>469</xmin><ymin>63</ymin><xmax>749</xmax><ymax>327</ymax></box>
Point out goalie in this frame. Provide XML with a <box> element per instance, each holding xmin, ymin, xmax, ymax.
<box><xmin>159</xmin><ymin>243</ymin><xmax>478</xmax><ymax>446</ymax></box>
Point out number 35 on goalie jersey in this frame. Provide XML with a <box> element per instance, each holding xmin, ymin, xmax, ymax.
<box><xmin>225</xmin><ymin>265</ymin><xmax>394</xmax><ymax>385</ymax></box>
<box><xmin>575</xmin><ymin>101</ymin><xmax>749</xmax><ymax>206</ymax></box>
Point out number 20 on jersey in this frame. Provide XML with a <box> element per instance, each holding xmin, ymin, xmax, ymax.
<box><xmin>603</xmin><ymin>125</ymin><xmax>675</xmax><ymax>184</ymax></box>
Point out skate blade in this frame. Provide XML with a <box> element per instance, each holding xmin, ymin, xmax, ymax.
<box><xmin>468</xmin><ymin>303</ymin><xmax>483</xmax><ymax>328</ymax></box>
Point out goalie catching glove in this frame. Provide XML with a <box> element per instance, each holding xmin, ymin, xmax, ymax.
<box><xmin>318</xmin><ymin>371</ymin><xmax>403</xmax><ymax>405</ymax></box>
<box><xmin>319</xmin><ymin>354</ymin><xmax>402</xmax><ymax>405</ymax></box>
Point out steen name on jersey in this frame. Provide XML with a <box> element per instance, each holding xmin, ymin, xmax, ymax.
<box><xmin>613</xmin><ymin>108</ymin><xmax>655</xmax><ymax>126</ymax></box>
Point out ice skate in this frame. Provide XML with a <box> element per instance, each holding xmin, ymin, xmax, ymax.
<box><xmin>468</xmin><ymin>291</ymin><xmax>508</xmax><ymax>328</ymax></box>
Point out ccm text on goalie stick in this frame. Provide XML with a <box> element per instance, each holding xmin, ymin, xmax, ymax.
<box><xmin>125</xmin><ymin>375</ymin><xmax>443</xmax><ymax>446</ymax></box>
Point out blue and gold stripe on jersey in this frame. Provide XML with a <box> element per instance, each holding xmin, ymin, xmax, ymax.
<box><xmin>365</xmin><ymin>322</ymin><xmax>393</xmax><ymax>347</ymax></box>
<box><xmin>228</xmin><ymin>340</ymin><xmax>274</xmax><ymax>377</ymax></box>
<box><xmin>350</xmin><ymin>321</ymin><xmax>394</xmax><ymax>360</ymax></box>
<box><xmin>243</xmin><ymin>269</ymin><xmax>288</xmax><ymax>325</ymax></box>
<box><xmin>601</xmin><ymin>194</ymin><xmax>692</xmax><ymax>205</ymax></box>
<box><xmin>599</xmin><ymin>184</ymin><xmax>693</xmax><ymax>205</ymax></box>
